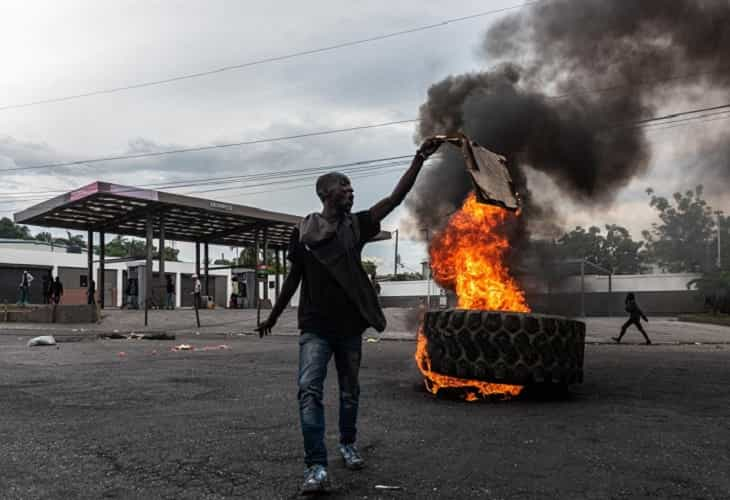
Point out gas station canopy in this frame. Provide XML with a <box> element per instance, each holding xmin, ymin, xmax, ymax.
<box><xmin>14</xmin><ymin>181</ymin><xmax>304</xmax><ymax>248</ymax></box>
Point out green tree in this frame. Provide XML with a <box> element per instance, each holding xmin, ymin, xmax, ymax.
<box><xmin>603</xmin><ymin>224</ymin><xmax>646</xmax><ymax>274</ymax></box>
<box><xmin>0</xmin><ymin>217</ymin><xmax>32</xmax><ymax>239</ymax></box>
<box><xmin>687</xmin><ymin>270</ymin><xmax>730</xmax><ymax>314</ymax></box>
<box><xmin>557</xmin><ymin>225</ymin><xmax>606</xmax><ymax>267</ymax></box>
<box><xmin>237</xmin><ymin>247</ymin><xmax>257</xmax><ymax>267</ymax></box>
<box><xmin>52</xmin><ymin>231</ymin><xmax>85</xmax><ymax>249</ymax></box>
<box><xmin>101</xmin><ymin>235</ymin><xmax>179</xmax><ymax>261</ymax></box>
<box><xmin>235</xmin><ymin>248</ymin><xmax>286</xmax><ymax>273</ymax></box>
<box><xmin>361</xmin><ymin>260</ymin><xmax>377</xmax><ymax>276</ymax></box>
<box><xmin>556</xmin><ymin>225</ymin><xmax>645</xmax><ymax>274</ymax></box>
<box><xmin>642</xmin><ymin>185</ymin><xmax>716</xmax><ymax>272</ymax></box>
<box><xmin>34</xmin><ymin>231</ymin><xmax>53</xmax><ymax>243</ymax></box>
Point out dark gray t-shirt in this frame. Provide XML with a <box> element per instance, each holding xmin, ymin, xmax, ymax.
<box><xmin>288</xmin><ymin>210</ymin><xmax>384</xmax><ymax>336</ymax></box>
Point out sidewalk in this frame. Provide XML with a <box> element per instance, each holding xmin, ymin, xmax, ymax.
<box><xmin>0</xmin><ymin>308</ymin><xmax>728</xmax><ymax>344</ymax></box>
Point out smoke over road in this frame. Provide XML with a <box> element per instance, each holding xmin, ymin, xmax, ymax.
<box><xmin>406</xmin><ymin>0</ymin><xmax>730</xmax><ymax>238</ymax></box>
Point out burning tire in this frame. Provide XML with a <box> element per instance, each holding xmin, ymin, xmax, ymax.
<box><xmin>423</xmin><ymin>309</ymin><xmax>585</xmax><ymax>386</ymax></box>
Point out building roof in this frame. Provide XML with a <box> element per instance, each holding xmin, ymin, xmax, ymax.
<box><xmin>13</xmin><ymin>181</ymin><xmax>390</xmax><ymax>249</ymax></box>
<box><xmin>13</xmin><ymin>181</ymin><xmax>303</xmax><ymax>249</ymax></box>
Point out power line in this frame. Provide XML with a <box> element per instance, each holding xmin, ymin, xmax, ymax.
<box><xmin>0</xmin><ymin>155</ymin><xmax>419</xmax><ymax>205</ymax></box>
<box><xmin>629</xmin><ymin>103</ymin><xmax>730</xmax><ymax>127</ymax></box>
<box><xmin>600</xmin><ymin>103</ymin><xmax>730</xmax><ymax>132</ymax></box>
<box><xmin>0</xmin><ymin>119</ymin><xmax>418</xmax><ymax>173</ymax></box>
<box><xmin>644</xmin><ymin>113</ymin><xmax>730</xmax><ymax>133</ymax></box>
<box><xmin>7</xmin><ymin>101</ymin><xmax>727</xmax><ymax>176</ymax></box>
<box><xmin>0</xmin><ymin>2</ymin><xmax>536</xmax><ymax>112</ymax></box>
<box><xmin>0</xmin><ymin>153</ymin><xmax>412</xmax><ymax>197</ymax></box>
<box><xmin>638</xmin><ymin>109</ymin><xmax>730</xmax><ymax>129</ymax></box>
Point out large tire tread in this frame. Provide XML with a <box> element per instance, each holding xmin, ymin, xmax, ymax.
<box><xmin>424</xmin><ymin>309</ymin><xmax>586</xmax><ymax>386</ymax></box>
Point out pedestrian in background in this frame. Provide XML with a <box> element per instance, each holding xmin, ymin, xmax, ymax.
<box><xmin>165</xmin><ymin>275</ymin><xmax>175</xmax><ymax>310</ymax></box>
<box><xmin>192</xmin><ymin>274</ymin><xmax>202</xmax><ymax>309</ymax></box>
<box><xmin>41</xmin><ymin>274</ymin><xmax>51</xmax><ymax>304</ymax></box>
<box><xmin>87</xmin><ymin>279</ymin><xmax>96</xmax><ymax>305</ymax></box>
<box><xmin>17</xmin><ymin>270</ymin><xmax>34</xmax><ymax>306</ymax></box>
<box><xmin>613</xmin><ymin>292</ymin><xmax>651</xmax><ymax>344</ymax></box>
<box><xmin>51</xmin><ymin>276</ymin><xmax>64</xmax><ymax>305</ymax></box>
<box><xmin>230</xmin><ymin>276</ymin><xmax>239</xmax><ymax>309</ymax></box>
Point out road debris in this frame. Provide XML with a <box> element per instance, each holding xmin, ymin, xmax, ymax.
<box><xmin>27</xmin><ymin>335</ymin><xmax>56</xmax><ymax>347</ymax></box>
<box><xmin>171</xmin><ymin>344</ymin><xmax>231</xmax><ymax>352</ymax></box>
<box><xmin>197</xmin><ymin>344</ymin><xmax>231</xmax><ymax>351</ymax></box>
<box><xmin>375</xmin><ymin>485</ymin><xmax>403</xmax><ymax>491</ymax></box>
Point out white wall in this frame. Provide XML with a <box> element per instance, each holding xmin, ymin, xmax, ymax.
<box><xmin>379</xmin><ymin>279</ymin><xmax>446</xmax><ymax>297</ymax></box>
<box><xmin>378</xmin><ymin>273</ymin><xmax>702</xmax><ymax>297</ymax></box>
<box><xmin>553</xmin><ymin>273</ymin><xmax>702</xmax><ymax>293</ymax></box>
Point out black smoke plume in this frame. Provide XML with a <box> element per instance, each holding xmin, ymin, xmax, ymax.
<box><xmin>406</xmin><ymin>0</ymin><xmax>730</xmax><ymax>239</ymax></box>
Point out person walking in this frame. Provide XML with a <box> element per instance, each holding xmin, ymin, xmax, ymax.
<box><xmin>17</xmin><ymin>270</ymin><xmax>34</xmax><ymax>306</ymax></box>
<box><xmin>256</xmin><ymin>138</ymin><xmax>443</xmax><ymax>494</ymax></box>
<box><xmin>165</xmin><ymin>275</ymin><xmax>175</xmax><ymax>310</ymax></box>
<box><xmin>50</xmin><ymin>276</ymin><xmax>64</xmax><ymax>305</ymax></box>
<box><xmin>613</xmin><ymin>292</ymin><xmax>651</xmax><ymax>344</ymax></box>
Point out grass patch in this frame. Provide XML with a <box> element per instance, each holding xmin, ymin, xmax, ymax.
<box><xmin>676</xmin><ymin>313</ymin><xmax>730</xmax><ymax>327</ymax></box>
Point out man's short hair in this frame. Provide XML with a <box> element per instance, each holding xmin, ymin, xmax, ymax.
<box><xmin>315</xmin><ymin>172</ymin><xmax>349</xmax><ymax>201</ymax></box>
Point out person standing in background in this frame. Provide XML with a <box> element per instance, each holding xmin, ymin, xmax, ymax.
<box><xmin>17</xmin><ymin>270</ymin><xmax>34</xmax><ymax>306</ymax></box>
<box><xmin>88</xmin><ymin>279</ymin><xmax>96</xmax><ymax>305</ymax></box>
<box><xmin>165</xmin><ymin>275</ymin><xmax>175</xmax><ymax>310</ymax></box>
<box><xmin>41</xmin><ymin>274</ymin><xmax>51</xmax><ymax>304</ymax></box>
<box><xmin>192</xmin><ymin>274</ymin><xmax>202</xmax><ymax>309</ymax></box>
<box><xmin>51</xmin><ymin>276</ymin><xmax>64</xmax><ymax>305</ymax></box>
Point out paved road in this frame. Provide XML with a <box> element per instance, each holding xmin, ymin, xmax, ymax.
<box><xmin>1</xmin><ymin>331</ymin><xmax>728</xmax><ymax>499</ymax></box>
<box><xmin>2</xmin><ymin>308</ymin><xmax>729</xmax><ymax>344</ymax></box>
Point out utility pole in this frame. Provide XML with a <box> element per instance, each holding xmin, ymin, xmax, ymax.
<box><xmin>716</xmin><ymin>211</ymin><xmax>723</xmax><ymax>269</ymax></box>
<box><xmin>393</xmin><ymin>229</ymin><xmax>399</xmax><ymax>277</ymax></box>
<box><xmin>422</xmin><ymin>228</ymin><xmax>431</xmax><ymax>311</ymax></box>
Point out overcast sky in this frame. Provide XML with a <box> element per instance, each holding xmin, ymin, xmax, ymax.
<box><xmin>1</xmin><ymin>1</ymin><xmax>726</xmax><ymax>271</ymax></box>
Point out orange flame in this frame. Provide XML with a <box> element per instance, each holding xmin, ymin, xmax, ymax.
<box><xmin>415</xmin><ymin>193</ymin><xmax>529</xmax><ymax>401</ymax></box>
<box><xmin>430</xmin><ymin>194</ymin><xmax>529</xmax><ymax>312</ymax></box>
<box><xmin>415</xmin><ymin>326</ymin><xmax>522</xmax><ymax>400</ymax></box>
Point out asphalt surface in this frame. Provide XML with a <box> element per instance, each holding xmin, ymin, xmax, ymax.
<box><xmin>4</xmin><ymin>308</ymin><xmax>730</xmax><ymax>344</ymax></box>
<box><xmin>1</xmin><ymin>332</ymin><xmax>729</xmax><ymax>499</ymax></box>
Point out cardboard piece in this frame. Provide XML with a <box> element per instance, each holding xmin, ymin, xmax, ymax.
<box><xmin>432</xmin><ymin>134</ymin><xmax>520</xmax><ymax>211</ymax></box>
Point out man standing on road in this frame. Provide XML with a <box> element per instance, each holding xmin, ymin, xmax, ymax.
<box><xmin>256</xmin><ymin>138</ymin><xmax>443</xmax><ymax>494</ymax></box>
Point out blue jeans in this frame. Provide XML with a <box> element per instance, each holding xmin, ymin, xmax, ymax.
<box><xmin>298</xmin><ymin>331</ymin><xmax>362</xmax><ymax>467</ymax></box>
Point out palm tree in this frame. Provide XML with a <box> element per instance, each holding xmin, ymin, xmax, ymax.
<box><xmin>687</xmin><ymin>270</ymin><xmax>730</xmax><ymax>314</ymax></box>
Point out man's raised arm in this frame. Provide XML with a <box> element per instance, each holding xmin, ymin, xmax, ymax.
<box><xmin>368</xmin><ymin>137</ymin><xmax>443</xmax><ymax>223</ymax></box>
<box><xmin>256</xmin><ymin>261</ymin><xmax>303</xmax><ymax>337</ymax></box>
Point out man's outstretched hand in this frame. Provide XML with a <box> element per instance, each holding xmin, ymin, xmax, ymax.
<box><xmin>256</xmin><ymin>315</ymin><xmax>277</xmax><ymax>338</ymax></box>
<box><xmin>418</xmin><ymin>137</ymin><xmax>444</xmax><ymax>159</ymax></box>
